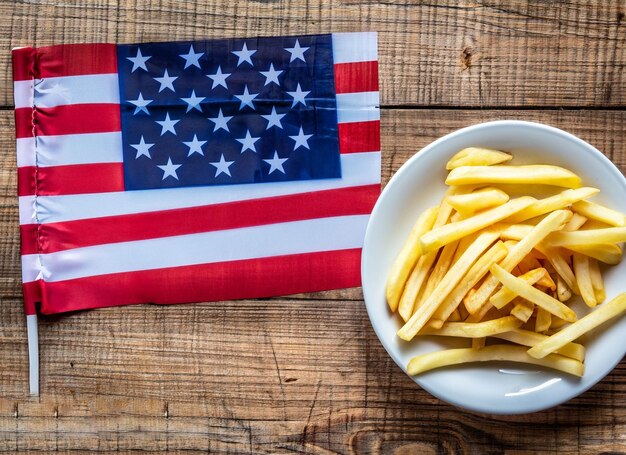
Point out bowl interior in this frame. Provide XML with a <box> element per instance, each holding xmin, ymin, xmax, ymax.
<box><xmin>362</xmin><ymin>120</ymin><xmax>626</xmax><ymax>414</ymax></box>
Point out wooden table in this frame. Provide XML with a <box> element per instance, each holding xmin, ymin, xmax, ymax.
<box><xmin>1</xmin><ymin>1</ymin><xmax>625</xmax><ymax>452</ymax></box>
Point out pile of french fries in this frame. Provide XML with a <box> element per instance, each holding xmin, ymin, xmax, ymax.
<box><xmin>386</xmin><ymin>147</ymin><xmax>626</xmax><ymax>377</ymax></box>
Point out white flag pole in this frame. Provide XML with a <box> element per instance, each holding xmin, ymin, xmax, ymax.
<box><xmin>26</xmin><ymin>314</ymin><xmax>39</xmax><ymax>396</ymax></box>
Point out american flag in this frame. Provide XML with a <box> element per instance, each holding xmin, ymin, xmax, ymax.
<box><xmin>13</xmin><ymin>33</ymin><xmax>380</xmax><ymax>393</ymax></box>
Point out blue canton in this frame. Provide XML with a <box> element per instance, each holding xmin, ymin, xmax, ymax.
<box><xmin>116</xmin><ymin>35</ymin><xmax>341</xmax><ymax>190</ymax></box>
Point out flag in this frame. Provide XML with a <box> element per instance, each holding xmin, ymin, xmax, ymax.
<box><xmin>13</xmin><ymin>32</ymin><xmax>380</xmax><ymax>393</ymax></box>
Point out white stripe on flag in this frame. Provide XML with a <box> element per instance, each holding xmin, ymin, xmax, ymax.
<box><xmin>336</xmin><ymin>92</ymin><xmax>380</xmax><ymax>123</ymax></box>
<box><xmin>17</xmin><ymin>132</ymin><xmax>124</xmax><ymax>168</ymax></box>
<box><xmin>14</xmin><ymin>74</ymin><xmax>120</xmax><ymax>109</ymax></box>
<box><xmin>332</xmin><ymin>32</ymin><xmax>378</xmax><ymax>64</ymax></box>
<box><xmin>22</xmin><ymin>214</ymin><xmax>369</xmax><ymax>283</ymax></box>
<box><xmin>23</xmin><ymin>152</ymin><xmax>379</xmax><ymax>224</ymax></box>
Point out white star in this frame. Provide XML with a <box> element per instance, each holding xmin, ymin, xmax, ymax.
<box><xmin>259</xmin><ymin>64</ymin><xmax>283</xmax><ymax>86</ymax></box>
<box><xmin>206</xmin><ymin>66</ymin><xmax>231</xmax><ymax>89</ymax></box>
<box><xmin>234</xmin><ymin>85</ymin><xmax>258</xmax><ymax>110</ymax></box>
<box><xmin>210</xmin><ymin>154</ymin><xmax>234</xmax><ymax>177</ymax></box>
<box><xmin>181</xmin><ymin>90</ymin><xmax>205</xmax><ymax>113</ymax></box>
<box><xmin>235</xmin><ymin>130</ymin><xmax>261</xmax><ymax>153</ymax></box>
<box><xmin>154</xmin><ymin>69</ymin><xmax>177</xmax><ymax>93</ymax></box>
<box><xmin>183</xmin><ymin>134</ymin><xmax>207</xmax><ymax>156</ymax></box>
<box><xmin>264</xmin><ymin>151</ymin><xmax>288</xmax><ymax>174</ymax></box>
<box><xmin>232</xmin><ymin>42</ymin><xmax>256</xmax><ymax>66</ymax></box>
<box><xmin>284</xmin><ymin>39</ymin><xmax>309</xmax><ymax>63</ymax></box>
<box><xmin>261</xmin><ymin>106</ymin><xmax>286</xmax><ymax>129</ymax></box>
<box><xmin>130</xmin><ymin>136</ymin><xmax>154</xmax><ymax>159</ymax></box>
<box><xmin>128</xmin><ymin>93</ymin><xmax>152</xmax><ymax>115</ymax></box>
<box><xmin>287</xmin><ymin>83</ymin><xmax>310</xmax><ymax>108</ymax></box>
<box><xmin>179</xmin><ymin>44</ymin><xmax>204</xmax><ymax>69</ymax></box>
<box><xmin>208</xmin><ymin>108</ymin><xmax>233</xmax><ymax>132</ymax></box>
<box><xmin>157</xmin><ymin>157</ymin><xmax>182</xmax><ymax>180</ymax></box>
<box><xmin>127</xmin><ymin>48</ymin><xmax>151</xmax><ymax>72</ymax></box>
<box><xmin>156</xmin><ymin>113</ymin><xmax>180</xmax><ymax>136</ymax></box>
<box><xmin>289</xmin><ymin>127</ymin><xmax>313</xmax><ymax>150</ymax></box>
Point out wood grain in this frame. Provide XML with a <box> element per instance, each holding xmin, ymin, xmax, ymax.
<box><xmin>1</xmin><ymin>107</ymin><xmax>625</xmax><ymax>452</ymax></box>
<box><xmin>1</xmin><ymin>0</ymin><xmax>625</xmax><ymax>108</ymax></box>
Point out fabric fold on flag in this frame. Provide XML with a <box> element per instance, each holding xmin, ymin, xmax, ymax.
<box><xmin>13</xmin><ymin>32</ymin><xmax>380</xmax><ymax>317</ymax></box>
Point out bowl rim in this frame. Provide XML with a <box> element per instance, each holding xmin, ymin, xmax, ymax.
<box><xmin>361</xmin><ymin>119</ymin><xmax>626</xmax><ymax>414</ymax></box>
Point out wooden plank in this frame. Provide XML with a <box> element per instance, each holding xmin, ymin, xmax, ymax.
<box><xmin>1</xmin><ymin>1</ymin><xmax>625</xmax><ymax>107</ymax></box>
<box><xmin>0</xmin><ymin>108</ymin><xmax>625</xmax><ymax>451</ymax></box>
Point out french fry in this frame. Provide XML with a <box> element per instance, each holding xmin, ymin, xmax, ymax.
<box><xmin>451</xmin><ymin>232</ymin><xmax>477</xmax><ymax>265</ymax></box>
<box><xmin>573</xmin><ymin>253</ymin><xmax>597</xmax><ymax>308</ymax></box>
<box><xmin>446</xmin><ymin>187</ymin><xmax>510</xmax><ymax>217</ymax></box>
<box><xmin>500</xmin><ymin>224</ymin><xmax>533</xmax><ymax>241</ymax></box>
<box><xmin>386</xmin><ymin>207</ymin><xmax>439</xmax><ymax>312</ymax></box>
<box><xmin>446</xmin><ymin>147</ymin><xmax>512</xmax><ymax>170</ymax></box>
<box><xmin>560</xmin><ymin>243</ymin><xmax>623</xmax><ymax>265</ymax></box>
<box><xmin>535</xmin><ymin>307</ymin><xmax>552</xmax><ymax>332</ymax></box>
<box><xmin>450</xmin><ymin>212</ymin><xmax>463</xmax><ymax>222</ymax></box>
<box><xmin>537</xmin><ymin>245</ymin><xmax>579</xmax><ymax>295</ymax></box>
<box><xmin>446</xmin><ymin>165</ymin><xmax>583</xmax><ymax>189</ymax></box>
<box><xmin>510</xmin><ymin>298</ymin><xmax>534</xmax><ymax>323</ymax></box>
<box><xmin>419</xmin><ymin>197</ymin><xmax>535</xmax><ymax>253</ymax></box>
<box><xmin>464</xmin><ymin>210</ymin><xmax>573</xmax><ymax>314</ymax></box>
<box><xmin>413</xmin><ymin>241</ymin><xmax>459</xmax><ymax>313</ymax></box>
<box><xmin>397</xmin><ymin>231</ymin><xmax>500</xmax><ymax>341</ymax></box>
<box><xmin>396</xmin><ymin>203</ymin><xmax>455</xmax><ymax>319</ymax></box>
<box><xmin>422</xmin><ymin>316</ymin><xmax>522</xmax><ymax>338</ymax></box>
<box><xmin>430</xmin><ymin>241</ymin><xmax>508</xmax><ymax>327</ymax></box>
<box><xmin>492</xmin><ymin>329</ymin><xmax>585</xmax><ymax>361</ymax></box>
<box><xmin>472</xmin><ymin>338</ymin><xmax>486</xmax><ymax>349</ymax></box>
<box><xmin>449</xmin><ymin>308</ymin><xmax>462</xmax><ymax>322</ymax></box>
<box><xmin>572</xmin><ymin>200</ymin><xmax>626</xmax><ymax>227</ymax></box>
<box><xmin>556</xmin><ymin>274</ymin><xmax>573</xmax><ymax>302</ymax></box>
<box><xmin>490</xmin><ymin>264</ymin><xmax>577</xmax><ymax>322</ymax></box>
<box><xmin>588</xmin><ymin>258</ymin><xmax>606</xmax><ymax>303</ymax></box>
<box><xmin>547</xmin><ymin>227</ymin><xmax>626</xmax><ymax>247</ymax></box>
<box><xmin>528</xmin><ymin>293</ymin><xmax>626</xmax><ymax>359</ymax></box>
<box><xmin>407</xmin><ymin>345</ymin><xmax>584</xmax><ymax>377</ymax></box>
<box><xmin>563</xmin><ymin>213</ymin><xmax>588</xmax><ymax>231</ymax></box>
<box><xmin>490</xmin><ymin>268</ymin><xmax>547</xmax><ymax>309</ymax></box>
<box><xmin>505</xmin><ymin>187</ymin><xmax>599</xmax><ymax>224</ymax></box>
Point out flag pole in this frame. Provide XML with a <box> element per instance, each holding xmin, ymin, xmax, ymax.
<box><xmin>26</xmin><ymin>314</ymin><xmax>39</xmax><ymax>396</ymax></box>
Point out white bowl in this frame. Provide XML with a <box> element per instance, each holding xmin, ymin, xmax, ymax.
<box><xmin>362</xmin><ymin>120</ymin><xmax>626</xmax><ymax>414</ymax></box>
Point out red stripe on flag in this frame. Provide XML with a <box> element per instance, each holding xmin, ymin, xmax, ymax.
<box><xmin>20</xmin><ymin>223</ymin><xmax>39</xmax><ymax>256</ymax></box>
<box><xmin>39</xmin><ymin>249</ymin><xmax>362</xmax><ymax>314</ymax></box>
<box><xmin>26</xmin><ymin>185</ymin><xmax>379</xmax><ymax>253</ymax></box>
<box><xmin>334</xmin><ymin>61</ymin><xmax>379</xmax><ymax>94</ymax></box>
<box><xmin>15</xmin><ymin>104</ymin><xmax>121</xmax><ymax>139</ymax></box>
<box><xmin>12</xmin><ymin>47</ymin><xmax>35</xmax><ymax>82</ymax></box>
<box><xmin>23</xmin><ymin>280</ymin><xmax>42</xmax><ymax>315</ymax></box>
<box><xmin>18</xmin><ymin>163</ymin><xmax>124</xmax><ymax>196</ymax></box>
<box><xmin>37</xmin><ymin>43</ymin><xmax>117</xmax><ymax>80</ymax></box>
<box><xmin>338</xmin><ymin>121</ymin><xmax>380</xmax><ymax>153</ymax></box>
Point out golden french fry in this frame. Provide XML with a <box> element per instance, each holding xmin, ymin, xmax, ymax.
<box><xmin>451</xmin><ymin>232</ymin><xmax>477</xmax><ymax>265</ymax></box>
<box><xmin>535</xmin><ymin>307</ymin><xmax>552</xmax><ymax>332</ymax></box>
<box><xmin>386</xmin><ymin>207</ymin><xmax>439</xmax><ymax>312</ymax></box>
<box><xmin>449</xmin><ymin>308</ymin><xmax>462</xmax><ymax>322</ymax></box>
<box><xmin>397</xmin><ymin>231</ymin><xmax>500</xmax><ymax>341</ymax></box>
<box><xmin>422</xmin><ymin>316</ymin><xmax>522</xmax><ymax>338</ymax></box>
<box><xmin>465</xmin><ymin>210</ymin><xmax>573</xmax><ymax>314</ymax></box>
<box><xmin>537</xmin><ymin>245</ymin><xmax>580</xmax><ymax>295</ymax></box>
<box><xmin>450</xmin><ymin>212</ymin><xmax>463</xmax><ymax>222</ymax></box>
<box><xmin>563</xmin><ymin>213</ymin><xmax>588</xmax><ymax>231</ymax></box>
<box><xmin>446</xmin><ymin>187</ymin><xmax>510</xmax><ymax>217</ymax></box>
<box><xmin>445</xmin><ymin>147</ymin><xmax>512</xmax><ymax>170</ymax></box>
<box><xmin>499</xmin><ymin>224</ymin><xmax>533</xmax><ymax>241</ymax></box>
<box><xmin>560</xmin><ymin>243</ymin><xmax>623</xmax><ymax>265</ymax></box>
<box><xmin>528</xmin><ymin>293</ymin><xmax>626</xmax><ymax>359</ymax></box>
<box><xmin>573</xmin><ymin>253</ymin><xmax>597</xmax><ymax>308</ymax></box>
<box><xmin>492</xmin><ymin>329</ymin><xmax>585</xmax><ymax>361</ymax></box>
<box><xmin>556</xmin><ymin>274</ymin><xmax>572</xmax><ymax>302</ymax></box>
<box><xmin>407</xmin><ymin>345</ymin><xmax>584</xmax><ymax>377</ymax></box>
<box><xmin>505</xmin><ymin>187</ymin><xmax>599</xmax><ymax>224</ymax></box>
<box><xmin>490</xmin><ymin>268</ymin><xmax>546</xmax><ymax>309</ymax></box>
<box><xmin>572</xmin><ymin>200</ymin><xmax>626</xmax><ymax>227</ymax></box>
<box><xmin>413</xmin><ymin>241</ymin><xmax>459</xmax><ymax>313</ymax></box>
<box><xmin>419</xmin><ymin>197</ymin><xmax>535</xmax><ymax>253</ymax></box>
<box><xmin>510</xmin><ymin>298</ymin><xmax>534</xmax><ymax>323</ymax></box>
<box><xmin>588</xmin><ymin>258</ymin><xmax>605</xmax><ymax>303</ymax></box>
<box><xmin>430</xmin><ymin>241</ymin><xmax>508</xmax><ymax>327</ymax></box>
<box><xmin>547</xmin><ymin>227</ymin><xmax>626</xmax><ymax>247</ymax></box>
<box><xmin>446</xmin><ymin>165</ymin><xmax>583</xmax><ymax>189</ymax></box>
<box><xmin>490</xmin><ymin>264</ymin><xmax>577</xmax><ymax>322</ymax></box>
